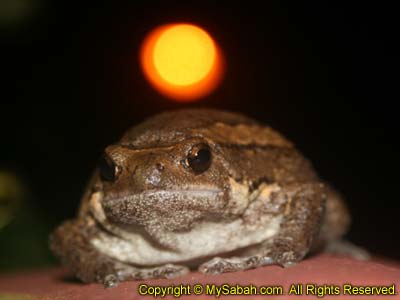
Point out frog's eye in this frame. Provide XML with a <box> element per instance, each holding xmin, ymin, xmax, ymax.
<box><xmin>99</xmin><ymin>155</ymin><xmax>120</xmax><ymax>182</ymax></box>
<box><xmin>187</xmin><ymin>143</ymin><xmax>212</xmax><ymax>174</ymax></box>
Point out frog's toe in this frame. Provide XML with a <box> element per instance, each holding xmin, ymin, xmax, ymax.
<box><xmin>276</xmin><ymin>251</ymin><xmax>298</xmax><ymax>267</ymax></box>
<box><xmin>199</xmin><ymin>257</ymin><xmax>226</xmax><ymax>275</ymax></box>
<box><xmin>279</xmin><ymin>260</ymin><xmax>298</xmax><ymax>268</ymax></box>
<box><xmin>102</xmin><ymin>274</ymin><xmax>119</xmax><ymax>288</ymax></box>
<box><xmin>199</xmin><ymin>256</ymin><xmax>265</xmax><ymax>274</ymax></box>
<box><xmin>152</xmin><ymin>264</ymin><xmax>190</xmax><ymax>279</ymax></box>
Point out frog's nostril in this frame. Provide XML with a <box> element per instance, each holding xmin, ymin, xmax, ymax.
<box><xmin>156</xmin><ymin>163</ymin><xmax>164</xmax><ymax>171</ymax></box>
<box><xmin>144</xmin><ymin>164</ymin><xmax>164</xmax><ymax>187</ymax></box>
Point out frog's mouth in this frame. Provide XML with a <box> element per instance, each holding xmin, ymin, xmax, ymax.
<box><xmin>116</xmin><ymin>188</ymin><xmax>224</xmax><ymax>199</ymax></box>
<box><xmin>97</xmin><ymin>187</ymin><xmax>225</xmax><ymax>226</ymax></box>
<box><xmin>103</xmin><ymin>188</ymin><xmax>224</xmax><ymax>209</ymax></box>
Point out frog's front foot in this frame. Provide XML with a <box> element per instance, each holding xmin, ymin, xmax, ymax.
<box><xmin>147</xmin><ymin>264</ymin><xmax>190</xmax><ymax>279</ymax></box>
<box><xmin>272</xmin><ymin>251</ymin><xmax>301</xmax><ymax>268</ymax></box>
<box><xmin>103</xmin><ymin>274</ymin><xmax>119</xmax><ymax>288</ymax></box>
<box><xmin>199</xmin><ymin>255</ymin><xmax>274</xmax><ymax>275</ymax></box>
<box><xmin>102</xmin><ymin>263</ymin><xmax>189</xmax><ymax>288</ymax></box>
<box><xmin>113</xmin><ymin>263</ymin><xmax>189</xmax><ymax>283</ymax></box>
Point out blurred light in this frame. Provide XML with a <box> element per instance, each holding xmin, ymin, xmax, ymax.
<box><xmin>140</xmin><ymin>23</ymin><xmax>224</xmax><ymax>102</ymax></box>
<box><xmin>0</xmin><ymin>0</ymin><xmax>39</xmax><ymax>29</ymax></box>
<box><xmin>0</xmin><ymin>171</ymin><xmax>25</xmax><ymax>230</ymax></box>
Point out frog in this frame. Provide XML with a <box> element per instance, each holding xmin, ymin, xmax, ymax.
<box><xmin>50</xmin><ymin>109</ymin><xmax>368</xmax><ymax>288</ymax></box>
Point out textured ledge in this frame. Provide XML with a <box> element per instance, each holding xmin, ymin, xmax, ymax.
<box><xmin>0</xmin><ymin>253</ymin><xmax>399</xmax><ymax>300</ymax></box>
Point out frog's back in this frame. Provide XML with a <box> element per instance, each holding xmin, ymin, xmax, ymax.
<box><xmin>120</xmin><ymin>109</ymin><xmax>258</xmax><ymax>147</ymax></box>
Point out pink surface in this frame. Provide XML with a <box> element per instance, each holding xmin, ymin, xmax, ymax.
<box><xmin>0</xmin><ymin>254</ymin><xmax>399</xmax><ymax>300</ymax></box>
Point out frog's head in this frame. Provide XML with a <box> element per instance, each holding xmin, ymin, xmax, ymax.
<box><xmin>96</xmin><ymin>109</ymin><xmax>312</xmax><ymax>233</ymax></box>
<box><xmin>99</xmin><ymin>136</ymin><xmax>232</xmax><ymax>231</ymax></box>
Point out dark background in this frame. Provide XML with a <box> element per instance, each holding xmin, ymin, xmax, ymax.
<box><xmin>1</xmin><ymin>1</ymin><xmax>399</xmax><ymax>271</ymax></box>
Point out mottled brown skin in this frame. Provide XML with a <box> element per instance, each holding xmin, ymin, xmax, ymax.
<box><xmin>50</xmin><ymin>109</ymin><xmax>367</xmax><ymax>287</ymax></box>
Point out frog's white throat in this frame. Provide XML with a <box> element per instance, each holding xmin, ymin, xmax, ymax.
<box><xmin>88</xmin><ymin>185</ymin><xmax>283</xmax><ymax>266</ymax></box>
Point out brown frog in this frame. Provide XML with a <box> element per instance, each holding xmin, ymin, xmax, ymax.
<box><xmin>50</xmin><ymin>109</ymin><xmax>368</xmax><ymax>287</ymax></box>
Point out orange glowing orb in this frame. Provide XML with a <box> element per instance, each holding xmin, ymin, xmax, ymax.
<box><xmin>140</xmin><ymin>23</ymin><xmax>224</xmax><ymax>101</ymax></box>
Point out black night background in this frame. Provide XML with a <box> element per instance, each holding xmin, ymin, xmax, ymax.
<box><xmin>1</xmin><ymin>1</ymin><xmax>399</xmax><ymax>272</ymax></box>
